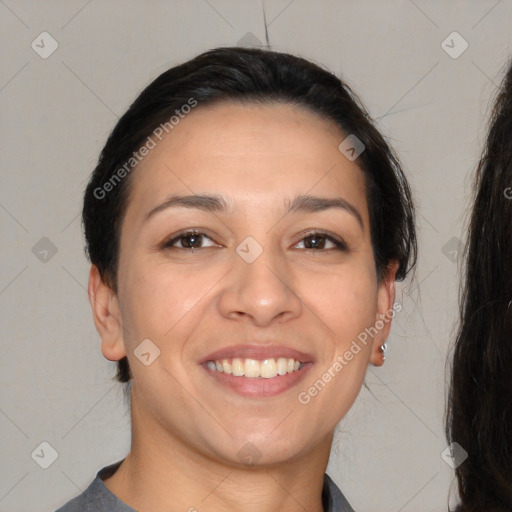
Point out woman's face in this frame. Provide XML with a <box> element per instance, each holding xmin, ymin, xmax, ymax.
<box><xmin>91</xmin><ymin>101</ymin><xmax>397</xmax><ymax>467</ymax></box>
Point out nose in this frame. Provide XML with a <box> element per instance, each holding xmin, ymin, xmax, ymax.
<box><xmin>217</xmin><ymin>242</ymin><xmax>303</xmax><ymax>327</ymax></box>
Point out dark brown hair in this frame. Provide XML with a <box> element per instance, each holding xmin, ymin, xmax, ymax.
<box><xmin>446</xmin><ymin>60</ymin><xmax>512</xmax><ymax>511</ymax></box>
<box><xmin>82</xmin><ymin>47</ymin><xmax>417</xmax><ymax>383</ymax></box>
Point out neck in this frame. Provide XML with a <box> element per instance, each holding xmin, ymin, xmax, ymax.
<box><xmin>103</xmin><ymin>390</ymin><xmax>333</xmax><ymax>512</ymax></box>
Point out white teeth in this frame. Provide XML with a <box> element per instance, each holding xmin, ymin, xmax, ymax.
<box><xmin>277</xmin><ymin>357</ymin><xmax>288</xmax><ymax>375</ymax></box>
<box><xmin>205</xmin><ymin>357</ymin><xmax>304</xmax><ymax>378</ymax></box>
<box><xmin>260</xmin><ymin>359</ymin><xmax>277</xmax><ymax>379</ymax></box>
<box><xmin>232</xmin><ymin>357</ymin><xmax>244</xmax><ymax>376</ymax></box>
<box><xmin>244</xmin><ymin>359</ymin><xmax>260</xmax><ymax>378</ymax></box>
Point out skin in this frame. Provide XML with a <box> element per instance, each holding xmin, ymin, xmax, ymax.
<box><xmin>88</xmin><ymin>101</ymin><xmax>398</xmax><ymax>512</ymax></box>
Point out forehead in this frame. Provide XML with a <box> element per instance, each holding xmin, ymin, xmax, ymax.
<box><xmin>125</xmin><ymin>101</ymin><xmax>369</xmax><ymax>224</ymax></box>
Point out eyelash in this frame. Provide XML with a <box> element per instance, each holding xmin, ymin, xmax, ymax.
<box><xmin>161</xmin><ymin>229</ymin><xmax>347</xmax><ymax>252</ymax></box>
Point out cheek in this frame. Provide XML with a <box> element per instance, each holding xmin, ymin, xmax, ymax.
<box><xmin>306</xmin><ymin>262</ymin><xmax>378</xmax><ymax>340</ymax></box>
<box><xmin>308</xmin><ymin>269</ymin><xmax>378</xmax><ymax>409</ymax></box>
<box><xmin>117</xmin><ymin>259</ymin><xmax>220</xmax><ymax>356</ymax></box>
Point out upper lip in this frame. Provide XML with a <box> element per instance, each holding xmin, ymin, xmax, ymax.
<box><xmin>199</xmin><ymin>344</ymin><xmax>315</xmax><ymax>364</ymax></box>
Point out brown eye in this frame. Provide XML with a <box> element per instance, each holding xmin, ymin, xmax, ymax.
<box><xmin>162</xmin><ymin>231</ymin><xmax>217</xmax><ymax>250</ymax></box>
<box><xmin>295</xmin><ymin>231</ymin><xmax>347</xmax><ymax>251</ymax></box>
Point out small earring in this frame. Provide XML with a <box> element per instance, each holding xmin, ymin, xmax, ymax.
<box><xmin>380</xmin><ymin>343</ymin><xmax>387</xmax><ymax>361</ymax></box>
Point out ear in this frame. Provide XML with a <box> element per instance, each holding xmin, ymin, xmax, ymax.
<box><xmin>88</xmin><ymin>265</ymin><xmax>126</xmax><ymax>361</ymax></box>
<box><xmin>370</xmin><ymin>260</ymin><xmax>399</xmax><ymax>367</ymax></box>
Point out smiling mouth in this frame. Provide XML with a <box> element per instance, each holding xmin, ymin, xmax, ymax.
<box><xmin>204</xmin><ymin>357</ymin><xmax>305</xmax><ymax>378</ymax></box>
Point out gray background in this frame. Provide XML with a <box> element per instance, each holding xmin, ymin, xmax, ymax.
<box><xmin>1</xmin><ymin>1</ymin><xmax>512</xmax><ymax>511</ymax></box>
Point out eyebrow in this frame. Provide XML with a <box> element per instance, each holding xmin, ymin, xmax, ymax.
<box><xmin>144</xmin><ymin>194</ymin><xmax>364</xmax><ymax>230</ymax></box>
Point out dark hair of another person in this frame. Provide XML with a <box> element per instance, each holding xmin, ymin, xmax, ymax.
<box><xmin>81</xmin><ymin>47</ymin><xmax>417</xmax><ymax>384</ymax></box>
<box><xmin>446</xmin><ymin>61</ymin><xmax>512</xmax><ymax>512</ymax></box>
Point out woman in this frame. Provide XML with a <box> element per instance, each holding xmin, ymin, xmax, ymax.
<box><xmin>446</xmin><ymin>61</ymin><xmax>512</xmax><ymax>511</ymax></box>
<box><xmin>57</xmin><ymin>47</ymin><xmax>416</xmax><ymax>512</ymax></box>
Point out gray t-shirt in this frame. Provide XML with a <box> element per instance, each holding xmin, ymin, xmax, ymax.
<box><xmin>55</xmin><ymin>459</ymin><xmax>355</xmax><ymax>512</ymax></box>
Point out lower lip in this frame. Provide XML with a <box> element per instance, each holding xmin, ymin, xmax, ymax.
<box><xmin>202</xmin><ymin>363</ymin><xmax>313</xmax><ymax>397</ymax></box>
